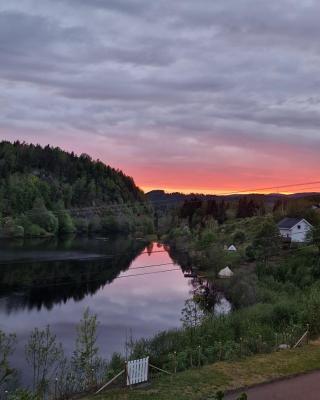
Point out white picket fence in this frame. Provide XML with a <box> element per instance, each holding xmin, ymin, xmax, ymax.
<box><xmin>126</xmin><ymin>356</ymin><xmax>149</xmax><ymax>386</ymax></box>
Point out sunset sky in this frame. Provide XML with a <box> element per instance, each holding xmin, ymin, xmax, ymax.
<box><xmin>1</xmin><ymin>0</ymin><xmax>320</xmax><ymax>194</ymax></box>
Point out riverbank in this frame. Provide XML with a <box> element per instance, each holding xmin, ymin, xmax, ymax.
<box><xmin>89</xmin><ymin>341</ymin><xmax>320</xmax><ymax>400</ymax></box>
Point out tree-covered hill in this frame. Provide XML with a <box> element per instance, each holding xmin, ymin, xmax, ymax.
<box><xmin>0</xmin><ymin>141</ymin><xmax>153</xmax><ymax>238</ymax></box>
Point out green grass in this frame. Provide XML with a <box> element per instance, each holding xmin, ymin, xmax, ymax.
<box><xmin>87</xmin><ymin>342</ymin><xmax>320</xmax><ymax>400</ymax></box>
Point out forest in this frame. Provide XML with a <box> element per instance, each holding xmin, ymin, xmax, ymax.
<box><xmin>0</xmin><ymin>141</ymin><xmax>154</xmax><ymax>238</ymax></box>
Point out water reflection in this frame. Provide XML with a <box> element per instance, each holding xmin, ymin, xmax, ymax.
<box><xmin>168</xmin><ymin>246</ymin><xmax>232</xmax><ymax>316</ymax></box>
<box><xmin>0</xmin><ymin>238</ymin><xmax>193</xmax><ymax>384</ymax></box>
<box><xmin>0</xmin><ymin>236</ymin><xmax>146</xmax><ymax>312</ymax></box>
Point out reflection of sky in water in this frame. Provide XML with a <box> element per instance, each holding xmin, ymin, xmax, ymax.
<box><xmin>0</xmin><ymin>243</ymin><xmax>192</xmax><ymax>384</ymax></box>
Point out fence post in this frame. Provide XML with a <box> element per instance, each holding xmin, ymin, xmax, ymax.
<box><xmin>307</xmin><ymin>324</ymin><xmax>310</xmax><ymax>344</ymax></box>
<box><xmin>198</xmin><ymin>345</ymin><xmax>201</xmax><ymax>368</ymax></box>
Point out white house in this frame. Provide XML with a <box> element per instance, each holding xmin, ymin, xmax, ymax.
<box><xmin>277</xmin><ymin>218</ymin><xmax>313</xmax><ymax>243</ymax></box>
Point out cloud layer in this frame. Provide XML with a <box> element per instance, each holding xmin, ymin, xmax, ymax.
<box><xmin>1</xmin><ymin>0</ymin><xmax>320</xmax><ymax>193</ymax></box>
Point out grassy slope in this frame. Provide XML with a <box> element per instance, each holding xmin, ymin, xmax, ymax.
<box><xmin>89</xmin><ymin>342</ymin><xmax>320</xmax><ymax>400</ymax></box>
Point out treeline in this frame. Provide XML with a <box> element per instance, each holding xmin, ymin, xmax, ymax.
<box><xmin>0</xmin><ymin>141</ymin><xmax>153</xmax><ymax>238</ymax></box>
<box><xmin>179</xmin><ymin>198</ymin><xmax>229</xmax><ymax>225</ymax></box>
<box><xmin>174</xmin><ymin>197</ymin><xmax>265</xmax><ymax>229</ymax></box>
<box><xmin>170</xmin><ymin>195</ymin><xmax>320</xmax><ymax>230</ymax></box>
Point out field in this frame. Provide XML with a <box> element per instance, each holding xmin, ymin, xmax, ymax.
<box><xmin>89</xmin><ymin>341</ymin><xmax>320</xmax><ymax>400</ymax></box>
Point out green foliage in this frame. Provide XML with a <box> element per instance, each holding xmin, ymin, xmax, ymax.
<box><xmin>8</xmin><ymin>389</ymin><xmax>39</xmax><ymax>400</ymax></box>
<box><xmin>213</xmin><ymin>391</ymin><xmax>224</xmax><ymax>400</ymax></box>
<box><xmin>55</xmin><ymin>202</ymin><xmax>76</xmax><ymax>234</ymax></box>
<box><xmin>245</xmin><ymin>244</ymin><xmax>255</xmax><ymax>261</ymax></box>
<box><xmin>0</xmin><ymin>331</ymin><xmax>16</xmax><ymax>389</ymax></box>
<box><xmin>199</xmin><ymin>229</ymin><xmax>217</xmax><ymax>247</ymax></box>
<box><xmin>232</xmin><ymin>230</ymin><xmax>246</xmax><ymax>245</ymax></box>
<box><xmin>107</xmin><ymin>353</ymin><xmax>125</xmax><ymax>379</ymax></box>
<box><xmin>253</xmin><ymin>220</ymin><xmax>281</xmax><ymax>266</ymax></box>
<box><xmin>302</xmin><ymin>285</ymin><xmax>320</xmax><ymax>335</ymax></box>
<box><xmin>310</xmin><ymin>223</ymin><xmax>320</xmax><ymax>254</ymax></box>
<box><xmin>1</xmin><ymin>217</ymin><xmax>24</xmax><ymax>238</ymax></box>
<box><xmin>0</xmin><ymin>141</ymin><xmax>150</xmax><ymax>237</ymax></box>
<box><xmin>28</xmin><ymin>199</ymin><xmax>58</xmax><ymax>235</ymax></box>
<box><xmin>72</xmin><ymin>308</ymin><xmax>102</xmax><ymax>387</ymax></box>
<box><xmin>23</xmin><ymin>223</ymin><xmax>47</xmax><ymax>237</ymax></box>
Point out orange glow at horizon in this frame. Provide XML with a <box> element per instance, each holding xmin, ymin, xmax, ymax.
<box><xmin>141</xmin><ymin>185</ymin><xmax>320</xmax><ymax>196</ymax></box>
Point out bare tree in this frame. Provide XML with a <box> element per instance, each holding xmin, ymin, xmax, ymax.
<box><xmin>25</xmin><ymin>326</ymin><xmax>63</xmax><ymax>397</ymax></box>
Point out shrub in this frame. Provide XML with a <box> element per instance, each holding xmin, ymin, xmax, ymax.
<box><xmin>1</xmin><ymin>217</ymin><xmax>24</xmax><ymax>238</ymax></box>
<box><xmin>24</xmin><ymin>224</ymin><xmax>47</xmax><ymax>237</ymax></box>
<box><xmin>233</xmin><ymin>230</ymin><xmax>246</xmax><ymax>244</ymax></box>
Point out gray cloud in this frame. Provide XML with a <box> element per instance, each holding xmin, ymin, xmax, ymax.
<box><xmin>1</xmin><ymin>0</ymin><xmax>320</xmax><ymax>190</ymax></box>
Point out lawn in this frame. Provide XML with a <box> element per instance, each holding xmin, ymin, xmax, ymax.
<box><xmin>86</xmin><ymin>341</ymin><xmax>320</xmax><ymax>400</ymax></box>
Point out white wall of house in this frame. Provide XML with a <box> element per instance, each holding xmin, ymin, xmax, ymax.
<box><xmin>279</xmin><ymin>220</ymin><xmax>311</xmax><ymax>242</ymax></box>
<box><xmin>290</xmin><ymin>220</ymin><xmax>311</xmax><ymax>242</ymax></box>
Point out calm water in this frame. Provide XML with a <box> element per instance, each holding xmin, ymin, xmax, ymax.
<box><xmin>0</xmin><ymin>237</ymin><xmax>195</xmax><ymax>384</ymax></box>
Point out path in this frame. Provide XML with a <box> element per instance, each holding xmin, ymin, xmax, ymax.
<box><xmin>225</xmin><ymin>370</ymin><xmax>320</xmax><ymax>399</ymax></box>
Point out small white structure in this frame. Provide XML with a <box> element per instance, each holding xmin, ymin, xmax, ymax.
<box><xmin>96</xmin><ymin>355</ymin><xmax>171</xmax><ymax>393</ymax></box>
<box><xmin>227</xmin><ymin>245</ymin><xmax>237</xmax><ymax>252</ymax></box>
<box><xmin>126</xmin><ymin>357</ymin><xmax>149</xmax><ymax>386</ymax></box>
<box><xmin>218</xmin><ymin>266</ymin><xmax>234</xmax><ymax>278</ymax></box>
<box><xmin>277</xmin><ymin>218</ymin><xmax>313</xmax><ymax>243</ymax></box>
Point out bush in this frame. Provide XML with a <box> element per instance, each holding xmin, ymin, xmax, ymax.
<box><xmin>107</xmin><ymin>353</ymin><xmax>125</xmax><ymax>379</ymax></box>
<box><xmin>28</xmin><ymin>199</ymin><xmax>58</xmax><ymax>234</ymax></box>
<box><xmin>24</xmin><ymin>224</ymin><xmax>47</xmax><ymax>237</ymax></box>
<box><xmin>57</xmin><ymin>210</ymin><xmax>76</xmax><ymax>234</ymax></box>
<box><xmin>233</xmin><ymin>230</ymin><xmax>246</xmax><ymax>245</ymax></box>
<box><xmin>1</xmin><ymin>217</ymin><xmax>24</xmax><ymax>238</ymax></box>
<box><xmin>245</xmin><ymin>245</ymin><xmax>255</xmax><ymax>261</ymax></box>
<box><xmin>101</xmin><ymin>215</ymin><xmax>119</xmax><ymax>233</ymax></box>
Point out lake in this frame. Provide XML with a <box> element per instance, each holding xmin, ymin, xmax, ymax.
<box><xmin>0</xmin><ymin>236</ymin><xmax>195</xmax><ymax>384</ymax></box>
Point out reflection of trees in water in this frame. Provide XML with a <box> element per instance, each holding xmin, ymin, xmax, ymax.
<box><xmin>168</xmin><ymin>246</ymin><xmax>227</xmax><ymax>313</ymax></box>
<box><xmin>190</xmin><ymin>278</ymin><xmax>223</xmax><ymax>312</ymax></box>
<box><xmin>0</xmin><ymin>238</ymin><xmax>146</xmax><ymax>312</ymax></box>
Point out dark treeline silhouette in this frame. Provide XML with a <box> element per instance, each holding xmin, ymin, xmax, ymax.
<box><xmin>236</xmin><ymin>196</ymin><xmax>266</xmax><ymax>218</ymax></box>
<box><xmin>179</xmin><ymin>198</ymin><xmax>229</xmax><ymax>225</ymax></box>
<box><xmin>0</xmin><ymin>237</ymin><xmax>146</xmax><ymax>312</ymax></box>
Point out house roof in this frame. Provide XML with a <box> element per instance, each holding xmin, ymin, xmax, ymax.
<box><xmin>277</xmin><ymin>217</ymin><xmax>310</xmax><ymax>229</ymax></box>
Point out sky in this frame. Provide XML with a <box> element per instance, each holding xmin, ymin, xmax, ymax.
<box><xmin>1</xmin><ymin>0</ymin><xmax>320</xmax><ymax>194</ymax></box>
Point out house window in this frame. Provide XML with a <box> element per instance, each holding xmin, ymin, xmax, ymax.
<box><xmin>297</xmin><ymin>225</ymin><xmax>301</xmax><ymax>229</ymax></box>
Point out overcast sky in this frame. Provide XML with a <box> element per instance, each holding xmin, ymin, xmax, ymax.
<box><xmin>1</xmin><ymin>0</ymin><xmax>320</xmax><ymax>193</ymax></box>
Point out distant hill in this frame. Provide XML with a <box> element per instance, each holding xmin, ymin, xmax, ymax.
<box><xmin>147</xmin><ymin>189</ymin><xmax>320</xmax><ymax>209</ymax></box>
<box><xmin>0</xmin><ymin>141</ymin><xmax>153</xmax><ymax>238</ymax></box>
